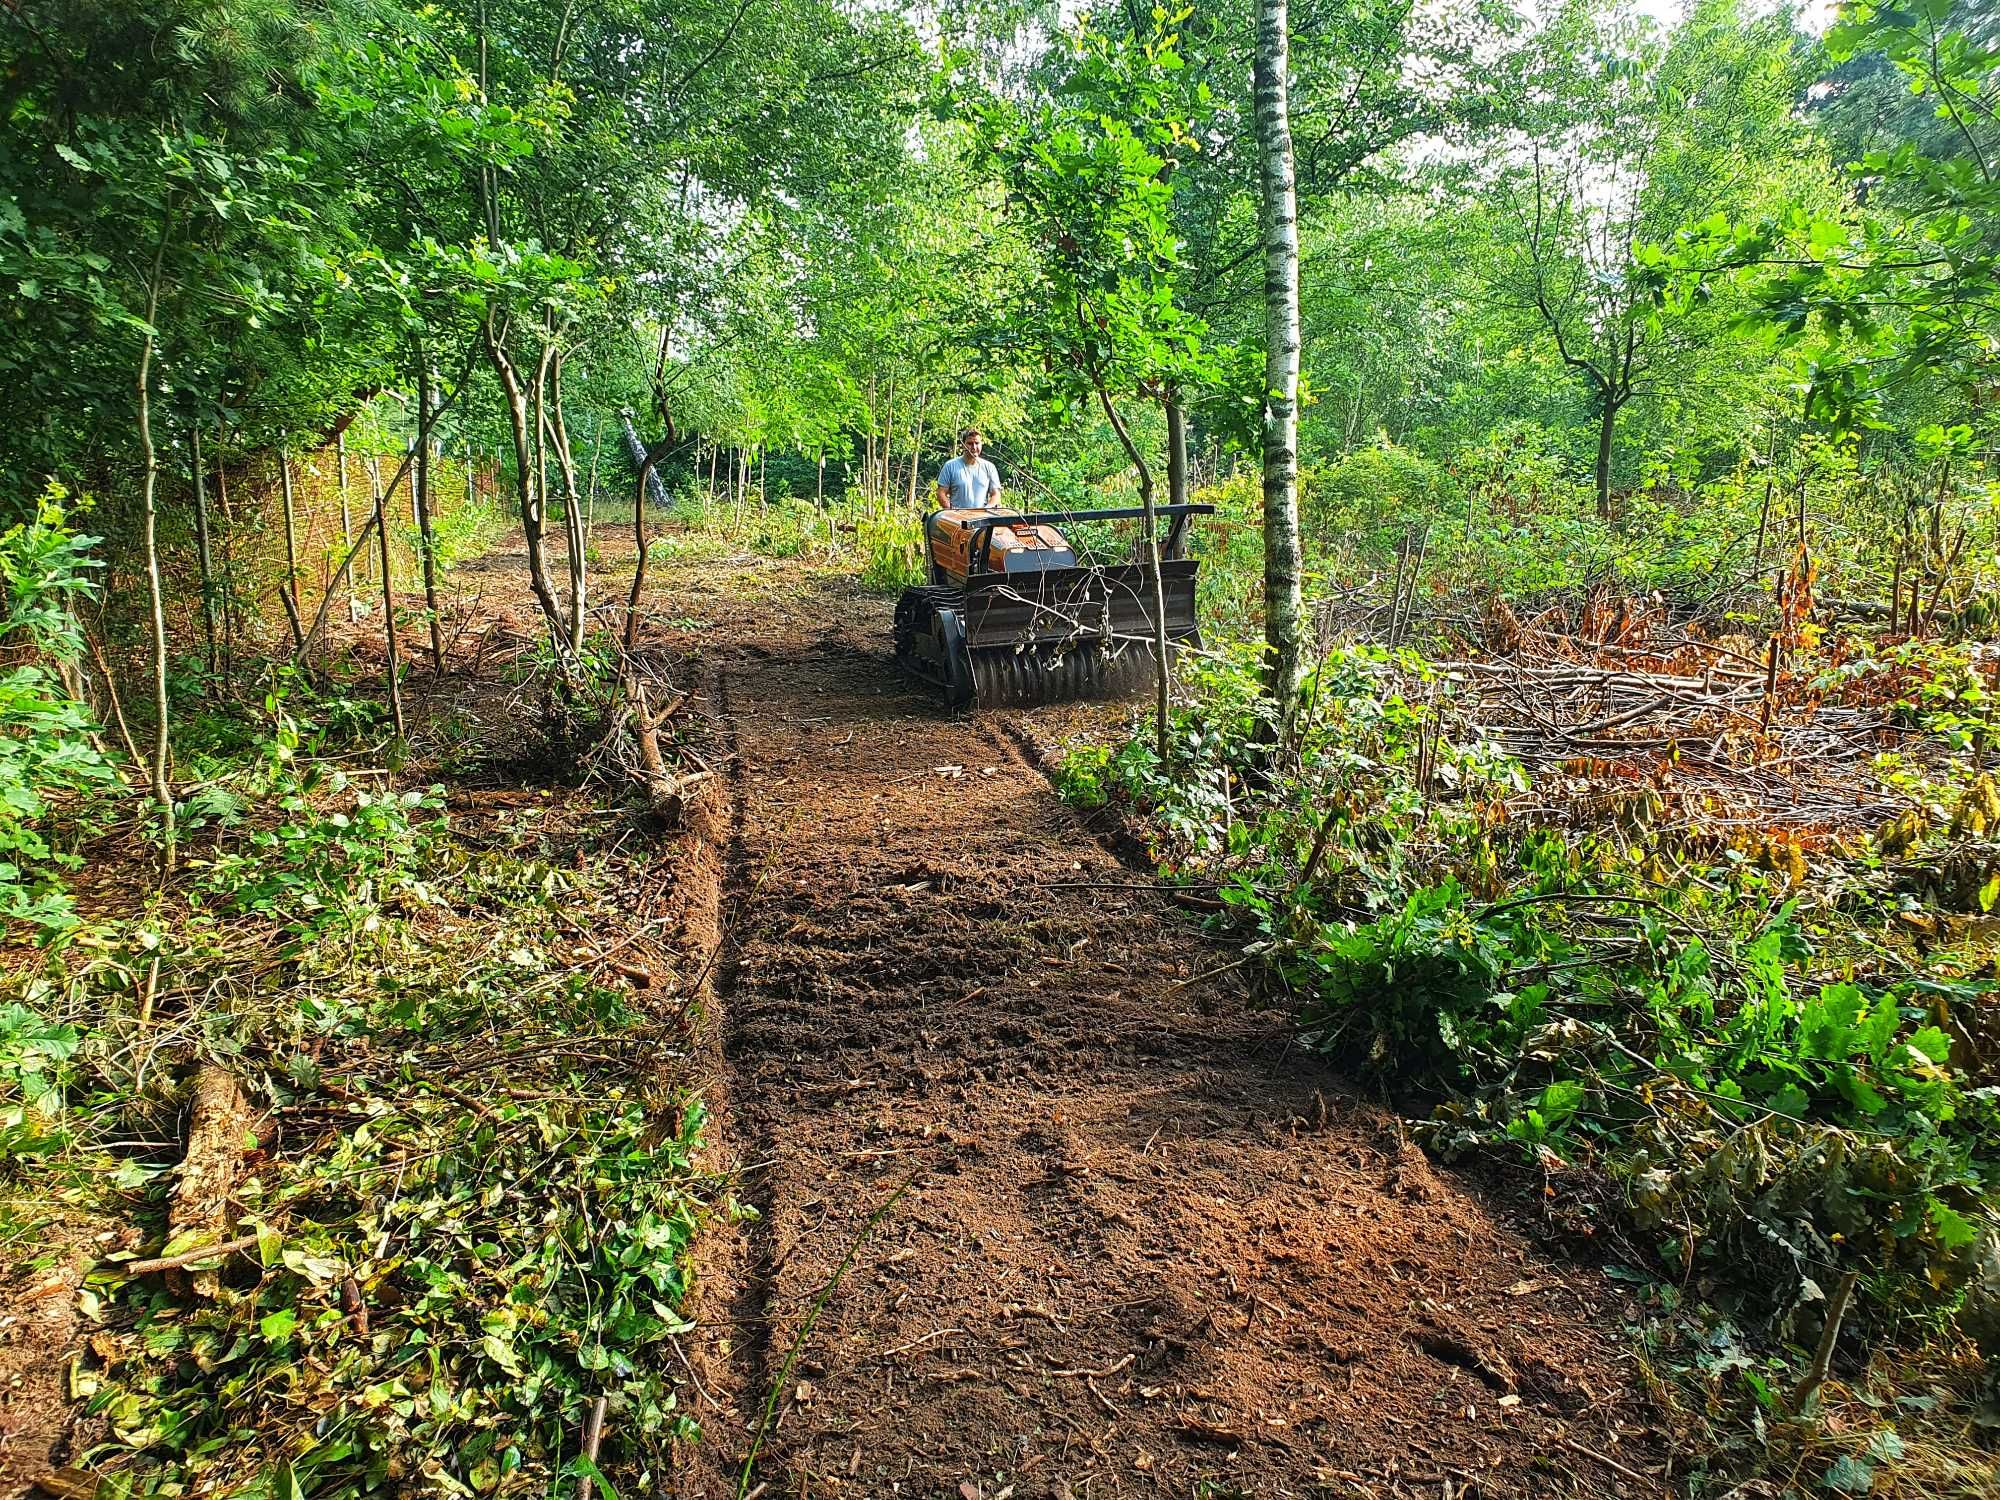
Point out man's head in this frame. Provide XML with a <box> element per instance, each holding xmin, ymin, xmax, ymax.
<box><xmin>959</xmin><ymin>427</ymin><xmax>983</xmax><ymax>461</ymax></box>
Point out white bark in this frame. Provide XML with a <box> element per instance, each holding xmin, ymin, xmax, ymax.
<box><xmin>1255</xmin><ymin>0</ymin><xmax>1306</xmax><ymax>741</ymax></box>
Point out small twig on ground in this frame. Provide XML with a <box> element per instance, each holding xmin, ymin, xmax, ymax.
<box><xmin>575</xmin><ymin>1394</ymin><xmax>609</xmax><ymax>1500</ymax></box>
<box><xmin>1559</xmin><ymin>1437</ymin><xmax>1653</xmax><ymax>1489</ymax></box>
<box><xmin>1046</xmin><ymin>1353</ymin><xmax>1133</xmax><ymax>1380</ymax></box>
<box><xmin>108</xmin><ymin>1232</ymin><xmax>261</xmax><ymax>1278</ymax></box>
<box><xmin>669</xmin><ymin>1332</ymin><xmax>724</xmax><ymax>1412</ymax></box>
<box><xmin>1790</xmin><ymin>1268</ymin><xmax>1860</xmax><ymax>1415</ymax></box>
<box><xmin>877</xmin><ymin>1326</ymin><xmax>966</xmax><ymax>1359</ymax></box>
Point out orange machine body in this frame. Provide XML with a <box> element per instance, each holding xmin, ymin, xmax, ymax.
<box><xmin>927</xmin><ymin>504</ymin><xmax>1077</xmax><ymax>584</ymax></box>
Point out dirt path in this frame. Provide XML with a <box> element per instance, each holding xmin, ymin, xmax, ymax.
<box><xmin>666</xmin><ymin>557</ymin><xmax>1666</xmax><ymax>1498</ymax></box>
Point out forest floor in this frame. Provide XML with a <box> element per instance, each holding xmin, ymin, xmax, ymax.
<box><xmin>4</xmin><ymin>525</ymin><xmax>1680</xmax><ymax>1498</ymax></box>
<box><xmin>616</xmin><ymin>537</ymin><xmax>1670</xmax><ymax>1497</ymax></box>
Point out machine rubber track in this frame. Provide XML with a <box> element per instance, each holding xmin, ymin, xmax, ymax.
<box><xmin>895</xmin><ymin>585</ymin><xmax>1159</xmax><ymax>710</ymax></box>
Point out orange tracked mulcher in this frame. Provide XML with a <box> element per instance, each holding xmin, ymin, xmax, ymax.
<box><xmin>892</xmin><ymin>500</ymin><xmax>1213</xmax><ymax>708</ymax></box>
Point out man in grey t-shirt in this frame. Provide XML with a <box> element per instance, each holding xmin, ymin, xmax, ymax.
<box><xmin>936</xmin><ymin>427</ymin><xmax>1002</xmax><ymax>509</ymax></box>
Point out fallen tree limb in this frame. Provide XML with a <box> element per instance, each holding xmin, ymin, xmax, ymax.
<box><xmin>168</xmin><ymin>1064</ymin><xmax>251</xmax><ymax>1298</ymax></box>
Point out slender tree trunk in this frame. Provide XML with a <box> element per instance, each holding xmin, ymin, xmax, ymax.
<box><xmin>413</xmin><ymin>355</ymin><xmax>446</xmax><ymax>675</ymax></box>
<box><xmin>1594</xmin><ymin>393</ymin><xmax>1617</xmax><ymax>523</ymax></box>
<box><xmin>337</xmin><ymin>431</ymin><xmax>361</xmax><ymax>622</ymax></box>
<box><xmin>137</xmin><ymin>229</ymin><xmax>175</xmax><ymax>862</ymax></box>
<box><xmin>276</xmin><ymin>450</ymin><xmax>307</xmax><ymax>655</ymax></box>
<box><xmin>213</xmin><ymin>423</ymin><xmax>236</xmax><ymax>681</ymax></box>
<box><xmin>585</xmin><ymin>416</ymin><xmax>603</xmax><ymax>542</ymax></box>
<box><xmin>1166</xmin><ymin>397</ymin><xmax>1190</xmax><ymax>513</ymax></box>
<box><xmin>546</xmin><ymin>347</ymin><xmax>587</xmax><ymax>649</ymax></box>
<box><xmin>881</xmin><ymin>374</ymin><xmax>897</xmax><ymax>513</ymax></box>
<box><xmin>481</xmin><ymin>312</ymin><xmax>568</xmax><ymax>650</ymax></box>
<box><xmin>368</xmin><ymin>458</ymin><xmax>406</xmax><ymax>739</ymax></box>
<box><xmin>1098</xmin><ymin>384</ymin><xmax>1169</xmax><ymax>757</ymax></box>
<box><xmin>1255</xmin><ymin>0</ymin><xmax>1305</xmax><ymax>740</ymax></box>
<box><xmin>190</xmin><ymin>422</ymin><xmax>218</xmax><ymax>679</ymax></box>
<box><xmin>296</xmin><ymin>371</ymin><xmax>468</xmax><ymax>666</ymax></box>
<box><xmin>906</xmin><ymin>393</ymin><xmax>926</xmax><ymax>512</ymax></box>
<box><xmin>758</xmin><ymin>447</ymin><xmax>766</xmax><ymax>510</ymax></box>
<box><xmin>626</xmin><ymin>432</ymin><xmax>677</xmax><ymax>652</ymax></box>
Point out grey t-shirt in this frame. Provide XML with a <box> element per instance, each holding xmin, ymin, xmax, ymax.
<box><xmin>937</xmin><ymin>455</ymin><xmax>1001</xmax><ymax>508</ymax></box>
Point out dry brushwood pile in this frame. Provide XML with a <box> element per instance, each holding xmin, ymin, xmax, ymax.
<box><xmin>1449</xmin><ymin>588</ymin><xmax>1946</xmax><ymax>844</ymax></box>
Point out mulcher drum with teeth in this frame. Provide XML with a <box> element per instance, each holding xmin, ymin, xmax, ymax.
<box><xmin>893</xmin><ymin>502</ymin><xmax>1211</xmax><ymax>710</ymax></box>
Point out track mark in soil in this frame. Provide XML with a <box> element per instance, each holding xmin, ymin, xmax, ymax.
<box><xmin>681</xmin><ymin>571</ymin><xmax>1665</xmax><ymax>1498</ymax></box>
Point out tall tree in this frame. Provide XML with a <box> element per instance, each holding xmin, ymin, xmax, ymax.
<box><xmin>1499</xmin><ymin>0</ymin><xmax>1832</xmax><ymax>520</ymax></box>
<box><xmin>981</xmin><ymin>17</ymin><xmax>1221</xmax><ymax>756</ymax></box>
<box><xmin>1255</xmin><ymin>0</ymin><xmax>1305</xmax><ymax>737</ymax></box>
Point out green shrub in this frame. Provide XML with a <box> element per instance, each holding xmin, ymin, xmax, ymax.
<box><xmin>0</xmin><ymin>488</ymin><xmax>118</xmax><ymax>932</ymax></box>
<box><xmin>857</xmin><ymin>511</ymin><xmax>925</xmax><ymax>592</ymax></box>
<box><xmin>1307</xmin><ymin>440</ymin><xmax>1452</xmax><ymax>545</ymax></box>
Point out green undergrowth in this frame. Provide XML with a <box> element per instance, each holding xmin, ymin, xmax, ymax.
<box><xmin>0</xmin><ymin>489</ymin><xmax>121</xmax><ymax>933</ymax></box>
<box><xmin>1186</xmin><ymin>433</ymin><xmax>2000</xmax><ymax>642</ymax></box>
<box><xmin>1055</xmin><ymin>639</ymin><xmax>2000</xmax><ymax>1494</ymax></box>
<box><xmin>4</xmin><ymin>690</ymin><xmax>714</xmax><ymax>1497</ymax></box>
<box><xmin>655</xmin><ymin>482</ymin><xmax>929</xmax><ymax>593</ymax></box>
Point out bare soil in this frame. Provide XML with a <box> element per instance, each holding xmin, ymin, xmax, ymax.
<box><xmin>661</xmin><ymin>554</ymin><xmax>1669</xmax><ymax>1498</ymax></box>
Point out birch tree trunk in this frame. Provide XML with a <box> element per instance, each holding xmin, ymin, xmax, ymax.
<box><xmin>1255</xmin><ymin>0</ymin><xmax>1306</xmax><ymax>742</ymax></box>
